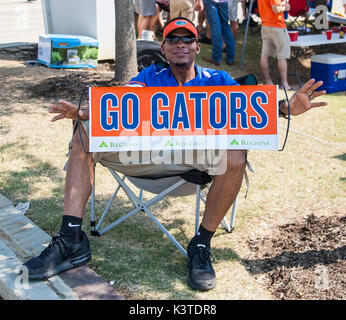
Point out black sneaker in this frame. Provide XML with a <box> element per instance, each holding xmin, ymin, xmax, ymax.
<box><xmin>23</xmin><ymin>231</ymin><xmax>91</xmax><ymax>280</ymax></box>
<box><xmin>187</xmin><ymin>240</ymin><xmax>216</xmax><ymax>291</ymax></box>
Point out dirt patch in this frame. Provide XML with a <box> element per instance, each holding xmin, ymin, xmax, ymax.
<box><xmin>243</xmin><ymin>214</ymin><xmax>346</xmax><ymax>300</ymax></box>
<box><xmin>0</xmin><ymin>44</ymin><xmax>120</xmax><ymax>103</ymax></box>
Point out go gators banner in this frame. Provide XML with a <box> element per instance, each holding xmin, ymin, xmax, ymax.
<box><xmin>89</xmin><ymin>85</ymin><xmax>279</xmax><ymax>152</ymax></box>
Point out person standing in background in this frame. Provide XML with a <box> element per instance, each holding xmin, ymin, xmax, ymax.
<box><xmin>258</xmin><ymin>0</ymin><xmax>292</xmax><ymax>90</ymax></box>
<box><xmin>135</xmin><ymin>0</ymin><xmax>157</xmax><ymax>39</ymax></box>
<box><xmin>202</xmin><ymin>0</ymin><xmax>236</xmax><ymax>65</ymax></box>
<box><xmin>170</xmin><ymin>0</ymin><xmax>204</xmax><ymax>21</ymax></box>
<box><xmin>228</xmin><ymin>0</ymin><xmax>240</xmax><ymax>39</ymax></box>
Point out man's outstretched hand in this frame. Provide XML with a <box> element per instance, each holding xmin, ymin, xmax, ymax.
<box><xmin>280</xmin><ymin>79</ymin><xmax>328</xmax><ymax>116</ymax></box>
<box><xmin>49</xmin><ymin>99</ymin><xmax>89</xmax><ymax>122</ymax></box>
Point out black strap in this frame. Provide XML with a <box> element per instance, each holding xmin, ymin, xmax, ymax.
<box><xmin>180</xmin><ymin>169</ymin><xmax>213</xmax><ymax>185</ymax></box>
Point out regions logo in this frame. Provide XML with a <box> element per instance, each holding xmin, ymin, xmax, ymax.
<box><xmin>99</xmin><ymin>141</ymin><xmax>108</xmax><ymax>148</ymax></box>
<box><xmin>230</xmin><ymin>139</ymin><xmax>239</xmax><ymax>146</ymax></box>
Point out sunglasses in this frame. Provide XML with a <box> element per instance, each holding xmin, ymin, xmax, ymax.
<box><xmin>165</xmin><ymin>35</ymin><xmax>196</xmax><ymax>44</ymax></box>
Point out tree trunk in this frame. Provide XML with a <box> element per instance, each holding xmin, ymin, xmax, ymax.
<box><xmin>114</xmin><ymin>0</ymin><xmax>138</xmax><ymax>82</ymax></box>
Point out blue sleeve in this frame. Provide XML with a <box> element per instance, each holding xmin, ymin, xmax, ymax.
<box><xmin>126</xmin><ymin>65</ymin><xmax>155</xmax><ymax>87</ymax></box>
<box><xmin>219</xmin><ymin>71</ymin><xmax>240</xmax><ymax>86</ymax></box>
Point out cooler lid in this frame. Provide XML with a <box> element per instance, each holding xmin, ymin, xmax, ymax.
<box><xmin>311</xmin><ymin>53</ymin><xmax>346</xmax><ymax>64</ymax></box>
<box><xmin>39</xmin><ymin>34</ymin><xmax>98</xmax><ymax>46</ymax></box>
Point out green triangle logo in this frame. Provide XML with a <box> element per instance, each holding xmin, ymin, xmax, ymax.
<box><xmin>230</xmin><ymin>139</ymin><xmax>239</xmax><ymax>146</ymax></box>
<box><xmin>99</xmin><ymin>141</ymin><xmax>108</xmax><ymax>148</ymax></box>
<box><xmin>165</xmin><ymin>140</ymin><xmax>173</xmax><ymax>147</ymax></box>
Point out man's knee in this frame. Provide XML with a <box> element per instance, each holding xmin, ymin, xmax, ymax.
<box><xmin>225</xmin><ymin>150</ymin><xmax>246</xmax><ymax>171</ymax></box>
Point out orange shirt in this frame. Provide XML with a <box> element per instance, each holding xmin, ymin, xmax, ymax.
<box><xmin>258</xmin><ymin>0</ymin><xmax>286</xmax><ymax>28</ymax></box>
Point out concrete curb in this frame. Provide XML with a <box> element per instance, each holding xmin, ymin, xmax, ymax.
<box><xmin>0</xmin><ymin>193</ymin><xmax>124</xmax><ymax>300</ymax></box>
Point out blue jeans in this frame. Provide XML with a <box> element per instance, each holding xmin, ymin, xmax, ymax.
<box><xmin>203</xmin><ymin>0</ymin><xmax>235</xmax><ymax>64</ymax></box>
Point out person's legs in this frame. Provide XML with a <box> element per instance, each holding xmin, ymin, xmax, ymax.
<box><xmin>260</xmin><ymin>55</ymin><xmax>273</xmax><ymax>85</ymax></box>
<box><xmin>203</xmin><ymin>0</ymin><xmax>223</xmax><ymax>63</ymax></box>
<box><xmin>197</xmin><ymin>9</ymin><xmax>206</xmax><ymax>33</ymax></box>
<box><xmin>138</xmin><ymin>15</ymin><xmax>153</xmax><ymax>38</ymax></box>
<box><xmin>187</xmin><ymin>150</ymin><xmax>246</xmax><ymax>291</ymax></box>
<box><xmin>218</xmin><ymin>1</ymin><xmax>235</xmax><ymax>64</ymax></box>
<box><xmin>273</xmin><ymin>28</ymin><xmax>291</xmax><ymax>89</ymax></box>
<box><xmin>228</xmin><ymin>0</ymin><xmax>239</xmax><ymax>39</ymax></box>
<box><xmin>201</xmin><ymin>150</ymin><xmax>245</xmax><ymax>231</ymax></box>
<box><xmin>64</xmin><ymin>126</ymin><xmax>94</xmax><ymax>219</ymax></box>
<box><xmin>277</xmin><ymin>58</ymin><xmax>291</xmax><ymax>90</ymax></box>
<box><xmin>136</xmin><ymin>0</ymin><xmax>156</xmax><ymax>38</ymax></box>
<box><xmin>230</xmin><ymin>21</ymin><xmax>239</xmax><ymax>39</ymax></box>
<box><xmin>149</xmin><ymin>5</ymin><xmax>160</xmax><ymax>32</ymax></box>
<box><xmin>23</xmin><ymin>127</ymin><xmax>94</xmax><ymax>280</ymax></box>
<box><xmin>137</xmin><ymin>14</ymin><xmax>144</xmax><ymax>38</ymax></box>
<box><xmin>260</xmin><ymin>27</ymin><xmax>276</xmax><ymax>85</ymax></box>
<box><xmin>198</xmin><ymin>10</ymin><xmax>212</xmax><ymax>43</ymax></box>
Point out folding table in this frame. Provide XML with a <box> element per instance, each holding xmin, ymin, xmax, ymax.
<box><xmin>290</xmin><ymin>33</ymin><xmax>346</xmax><ymax>86</ymax></box>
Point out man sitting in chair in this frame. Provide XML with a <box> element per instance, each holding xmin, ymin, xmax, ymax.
<box><xmin>23</xmin><ymin>17</ymin><xmax>327</xmax><ymax>291</ymax></box>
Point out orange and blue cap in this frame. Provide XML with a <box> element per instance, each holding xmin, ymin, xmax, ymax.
<box><xmin>163</xmin><ymin>18</ymin><xmax>198</xmax><ymax>42</ymax></box>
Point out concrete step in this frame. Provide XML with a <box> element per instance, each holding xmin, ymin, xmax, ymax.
<box><xmin>0</xmin><ymin>193</ymin><xmax>124</xmax><ymax>300</ymax></box>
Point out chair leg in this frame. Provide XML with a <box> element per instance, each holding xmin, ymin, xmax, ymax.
<box><xmin>92</xmin><ymin>169</ymin><xmax>189</xmax><ymax>257</ymax></box>
<box><xmin>90</xmin><ymin>165</ymin><xmax>97</xmax><ymax>234</ymax></box>
<box><xmin>220</xmin><ymin>195</ymin><xmax>237</xmax><ymax>233</ymax></box>
<box><xmin>195</xmin><ymin>185</ymin><xmax>201</xmax><ymax>235</ymax></box>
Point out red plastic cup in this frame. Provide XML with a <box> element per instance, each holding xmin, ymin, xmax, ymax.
<box><xmin>288</xmin><ymin>31</ymin><xmax>299</xmax><ymax>41</ymax></box>
<box><xmin>326</xmin><ymin>30</ymin><xmax>332</xmax><ymax>40</ymax></box>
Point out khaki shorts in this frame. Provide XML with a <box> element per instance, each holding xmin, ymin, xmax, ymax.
<box><xmin>170</xmin><ymin>0</ymin><xmax>195</xmax><ymax>22</ymax></box>
<box><xmin>134</xmin><ymin>0</ymin><xmax>156</xmax><ymax>16</ymax></box>
<box><xmin>261</xmin><ymin>26</ymin><xmax>290</xmax><ymax>59</ymax></box>
<box><xmin>68</xmin><ymin>120</ymin><xmax>227</xmax><ymax>177</ymax></box>
<box><xmin>228</xmin><ymin>0</ymin><xmax>239</xmax><ymax>22</ymax></box>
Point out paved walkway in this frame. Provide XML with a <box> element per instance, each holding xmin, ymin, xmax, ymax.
<box><xmin>0</xmin><ymin>0</ymin><xmax>45</xmax><ymax>46</ymax></box>
<box><xmin>0</xmin><ymin>193</ymin><xmax>124</xmax><ymax>300</ymax></box>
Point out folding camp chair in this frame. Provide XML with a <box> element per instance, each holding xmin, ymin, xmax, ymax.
<box><xmin>89</xmin><ymin>74</ymin><xmax>257</xmax><ymax>258</ymax></box>
<box><xmin>90</xmin><ymin>169</ymin><xmax>237</xmax><ymax>258</ymax></box>
<box><xmin>287</xmin><ymin>0</ymin><xmax>311</xmax><ymax>33</ymax></box>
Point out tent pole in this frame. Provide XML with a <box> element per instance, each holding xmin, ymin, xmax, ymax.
<box><xmin>239</xmin><ymin>0</ymin><xmax>254</xmax><ymax>69</ymax></box>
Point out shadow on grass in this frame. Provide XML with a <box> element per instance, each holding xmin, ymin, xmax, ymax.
<box><xmin>0</xmin><ymin>143</ymin><xmax>64</xmax><ymax>208</ymax></box>
<box><xmin>333</xmin><ymin>154</ymin><xmax>346</xmax><ymax>182</ymax></box>
<box><xmin>333</xmin><ymin>153</ymin><xmax>346</xmax><ymax>162</ymax></box>
<box><xmin>242</xmin><ymin>246</ymin><xmax>346</xmax><ymax>275</ymax></box>
<box><xmin>0</xmin><ymin>125</ymin><xmax>10</xmax><ymax>136</ymax></box>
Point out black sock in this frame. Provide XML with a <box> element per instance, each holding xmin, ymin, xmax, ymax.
<box><xmin>60</xmin><ymin>215</ymin><xmax>83</xmax><ymax>243</ymax></box>
<box><xmin>192</xmin><ymin>225</ymin><xmax>215</xmax><ymax>247</ymax></box>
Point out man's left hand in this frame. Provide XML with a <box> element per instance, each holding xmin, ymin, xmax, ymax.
<box><xmin>280</xmin><ymin>79</ymin><xmax>328</xmax><ymax>116</ymax></box>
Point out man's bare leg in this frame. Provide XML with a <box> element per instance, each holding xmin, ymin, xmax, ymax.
<box><xmin>187</xmin><ymin>150</ymin><xmax>246</xmax><ymax>291</ymax></box>
<box><xmin>230</xmin><ymin>21</ymin><xmax>239</xmax><ymax>39</ymax></box>
<box><xmin>260</xmin><ymin>55</ymin><xmax>274</xmax><ymax>85</ymax></box>
<box><xmin>201</xmin><ymin>150</ymin><xmax>246</xmax><ymax>231</ymax></box>
<box><xmin>23</xmin><ymin>126</ymin><xmax>93</xmax><ymax>279</ymax></box>
<box><xmin>64</xmin><ymin>126</ymin><xmax>94</xmax><ymax>219</ymax></box>
<box><xmin>137</xmin><ymin>15</ymin><xmax>152</xmax><ymax>39</ymax></box>
<box><xmin>277</xmin><ymin>58</ymin><xmax>291</xmax><ymax>90</ymax></box>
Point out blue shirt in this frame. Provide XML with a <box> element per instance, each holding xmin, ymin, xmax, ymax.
<box><xmin>126</xmin><ymin>63</ymin><xmax>239</xmax><ymax>87</ymax></box>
